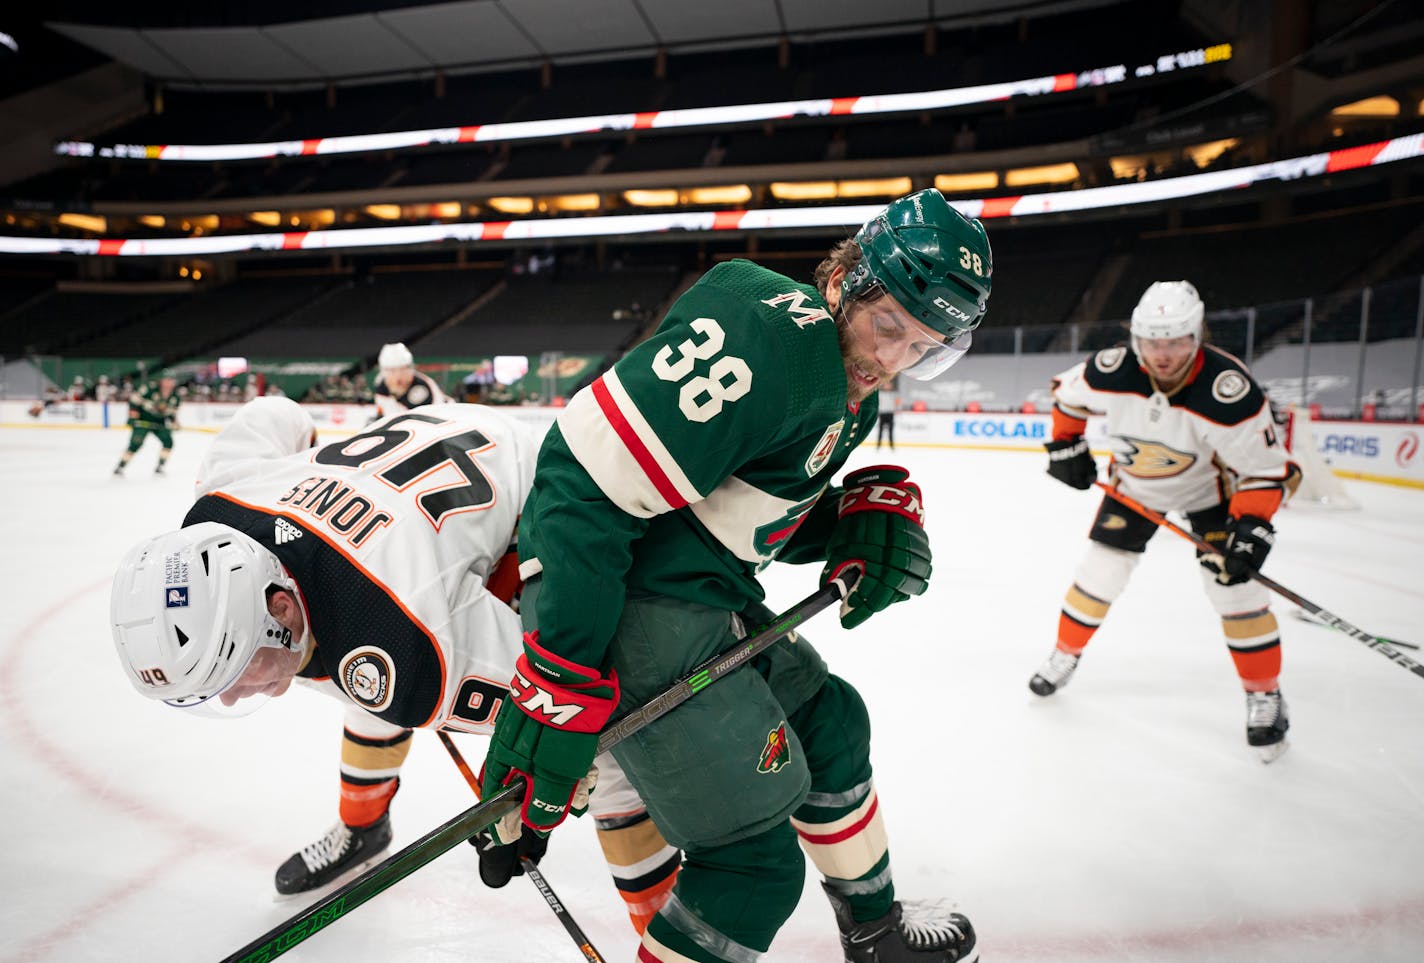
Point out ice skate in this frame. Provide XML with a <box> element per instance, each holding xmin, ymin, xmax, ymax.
<box><xmin>274</xmin><ymin>814</ymin><xmax>392</xmax><ymax>897</ymax></box>
<box><xmin>824</xmin><ymin>883</ymin><xmax>978</xmax><ymax>963</ymax></box>
<box><xmin>1246</xmin><ymin>689</ymin><xmax>1289</xmax><ymax>763</ymax></box>
<box><xmin>1028</xmin><ymin>649</ymin><xmax>1080</xmax><ymax>697</ymax></box>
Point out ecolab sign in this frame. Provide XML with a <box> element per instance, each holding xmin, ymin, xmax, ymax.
<box><xmin>951</xmin><ymin>417</ymin><xmax>1047</xmax><ymax>440</ymax></box>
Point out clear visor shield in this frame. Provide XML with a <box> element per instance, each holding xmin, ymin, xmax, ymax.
<box><xmin>897</xmin><ymin>328</ymin><xmax>971</xmax><ymax>381</ymax></box>
<box><xmin>165</xmin><ymin>613</ymin><xmax>305</xmax><ymax>718</ymax></box>
<box><xmin>871</xmin><ymin>319</ymin><xmax>974</xmax><ymax>384</ymax></box>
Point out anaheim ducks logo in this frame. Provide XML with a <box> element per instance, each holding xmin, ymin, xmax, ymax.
<box><xmin>1118</xmin><ymin>437</ymin><xmax>1196</xmax><ymax>478</ymax></box>
<box><xmin>1212</xmin><ymin>370</ymin><xmax>1250</xmax><ymax>404</ymax></box>
<box><xmin>338</xmin><ymin>647</ymin><xmax>396</xmax><ymax>710</ymax></box>
<box><xmin>1095</xmin><ymin>347</ymin><xmax>1127</xmax><ymax>373</ymax></box>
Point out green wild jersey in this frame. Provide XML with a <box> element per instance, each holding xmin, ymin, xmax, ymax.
<box><xmin>128</xmin><ymin>383</ymin><xmax>179</xmax><ymax>429</ymax></box>
<box><xmin>520</xmin><ymin>258</ymin><xmax>876</xmax><ymax>669</ymax></box>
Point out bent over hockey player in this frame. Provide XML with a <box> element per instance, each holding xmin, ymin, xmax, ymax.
<box><xmin>109</xmin><ymin>397</ymin><xmax>681</xmax><ymax>929</ymax></box>
<box><xmin>1032</xmin><ymin>280</ymin><xmax>1302</xmax><ymax>761</ymax></box>
<box><xmin>479</xmin><ymin>189</ymin><xmax>990</xmax><ymax>963</ymax></box>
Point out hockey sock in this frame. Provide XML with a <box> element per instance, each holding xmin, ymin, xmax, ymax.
<box><xmin>1058</xmin><ymin>582</ymin><xmax>1112</xmax><ymax>655</ymax></box>
<box><xmin>338</xmin><ymin>727</ymin><xmax>413</xmax><ymax>826</ymax></box>
<box><xmin>786</xmin><ymin>676</ymin><xmax>892</xmax><ymax>921</ymax></box>
<box><xmin>641</xmin><ymin>825</ymin><xmax>803</xmax><ymax>961</ymax></box>
<box><xmin>796</xmin><ymin>786</ymin><xmax>892</xmax><ymax>922</ymax></box>
<box><xmin>1223</xmin><ymin>607</ymin><xmax>1282</xmax><ymax>692</ymax></box>
<box><xmin>595</xmin><ymin>810</ymin><xmax>681</xmax><ymax>935</ymax></box>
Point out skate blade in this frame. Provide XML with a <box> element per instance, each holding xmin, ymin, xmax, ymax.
<box><xmin>271</xmin><ymin>851</ymin><xmax>389</xmax><ymax>903</ymax></box>
<box><xmin>1254</xmin><ymin>739</ymin><xmax>1289</xmax><ymax>764</ymax></box>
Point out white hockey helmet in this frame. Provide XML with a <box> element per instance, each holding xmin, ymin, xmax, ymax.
<box><xmin>378</xmin><ymin>342</ymin><xmax>414</xmax><ymax>370</ymax></box>
<box><xmin>111</xmin><ymin>522</ymin><xmax>302</xmax><ymax>716</ymax></box>
<box><xmin>1130</xmin><ymin>280</ymin><xmax>1204</xmax><ymax>351</ymax></box>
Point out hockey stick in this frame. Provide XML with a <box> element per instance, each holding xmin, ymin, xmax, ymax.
<box><xmin>437</xmin><ymin>730</ymin><xmax>607</xmax><ymax>963</ymax></box>
<box><xmin>1094</xmin><ymin>481</ymin><xmax>1424</xmax><ymax>681</ymax></box>
<box><xmin>1287</xmin><ymin>608</ymin><xmax>1420</xmax><ymax>650</ymax></box>
<box><xmin>220</xmin><ymin>570</ymin><xmax>857</xmax><ymax>963</ymax></box>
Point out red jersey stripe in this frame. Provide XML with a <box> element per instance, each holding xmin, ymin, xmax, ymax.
<box><xmin>591</xmin><ymin>378</ymin><xmax>688</xmax><ymax>510</ymax></box>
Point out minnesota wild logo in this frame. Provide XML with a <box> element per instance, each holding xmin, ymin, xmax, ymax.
<box><xmin>758</xmin><ymin>722</ymin><xmax>792</xmax><ymax>774</ymax></box>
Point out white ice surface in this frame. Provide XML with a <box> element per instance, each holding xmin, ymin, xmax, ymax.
<box><xmin>1</xmin><ymin>425</ymin><xmax>1421</xmax><ymax>963</ymax></box>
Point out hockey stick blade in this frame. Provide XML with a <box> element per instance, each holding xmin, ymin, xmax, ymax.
<box><xmin>1094</xmin><ymin>483</ymin><xmax>1424</xmax><ymax>682</ymax></box>
<box><xmin>220</xmin><ymin>571</ymin><xmax>856</xmax><ymax>963</ymax></box>
<box><xmin>1289</xmin><ymin>608</ymin><xmax>1420</xmax><ymax>650</ymax></box>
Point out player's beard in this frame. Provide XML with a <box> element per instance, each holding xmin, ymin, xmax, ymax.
<box><xmin>836</xmin><ymin>311</ymin><xmax>888</xmax><ymax>405</ymax></box>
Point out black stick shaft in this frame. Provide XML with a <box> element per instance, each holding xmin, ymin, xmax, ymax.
<box><xmin>1289</xmin><ymin>608</ymin><xmax>1419</xmax><ymax>650</ymax></box>
<box><xmin>521</xmin><ymin>859</ymin><xmax>606</xmax><ymax>963</ymax></box>
<box><xmin>220</xmin><ymin>573</ymin><xmax>854</xmax><ymax>963</ymax></box>
<box><xmin>437</xmin><ymin>730</ymin><xmax>607</xmax><ymax>963</ymax></box>
<box><xmin>1095</xmin><ymin>482</ymin><xmax>1424</xmax><ymax>681</ymax></box>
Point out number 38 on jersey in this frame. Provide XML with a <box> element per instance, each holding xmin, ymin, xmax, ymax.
<box><xmin>651</xmin><ymin>317</ymin><xmax>753</xmax><ymax>423</ymax></box>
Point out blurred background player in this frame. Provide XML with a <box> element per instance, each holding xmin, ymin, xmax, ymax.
<box><xmin>113</xmin><ymin>374</ymin><xmax>178</xmax><ymax>476</ymax></box>
<box><xmin>1032</xmin><ymin>280</ymin><xmax>1302</xmax><ymax>762</ymax></box>
<box><xmin>876</xmin><ymin>378</ymin><xmax>900</xmax><ymax>450</ymax></box>
<box><xmin>479</xmin><ymin>189</ymin><xmax>988</xmax><ymax>963</ymax></box>
<box><xmin>371</xmin><ymin>341</ymin><xmax>447</xmax><ymax>419</ymax></box>
<box><xmin>109</xmin><ymin>397</ymin><xmax>680</xmax><ymax>930</ymax></box>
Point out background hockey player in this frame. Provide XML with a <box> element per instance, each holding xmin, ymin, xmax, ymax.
<box><xmin>479</xmin><ymin>189</ymin><xmax>989</xmax><ymax>963</ymax></box>
<box><xmin>113</xmin><ymin>374</ymin><xmax>179</xmax><ymax>476</ymax></box>
<box><xmin>371</xmin><ymin>341</ymin><xmax>448</xmax><ymax>419</ymax></box>
<box><xmin>1032</xmin><ymin>280</ymin><xmax>1302</xmax><ymax>761</ymax></box>
<box><xmin>109</xmin><ymin>397</ymin><xmax>681</xmax><ymax>930</ymax></box>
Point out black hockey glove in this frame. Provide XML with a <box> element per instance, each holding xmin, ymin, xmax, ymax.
<box><xmin>1045</xmin><ymin>437</ymin><xmax>1096</xmax><ymax>490</ymax></box>
<box><xmin>470</xmin><ymin>821</ymin><xmax>550</xmax><ymax>888</ymax></box>
<box><xmin>1219</xmin><ymin>515</ymin><xmax>1275</xmax><ymax>585</ymax></box>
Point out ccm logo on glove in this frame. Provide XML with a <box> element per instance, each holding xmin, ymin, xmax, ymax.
<box><xmin>836</xmin><ymin>482</ymin><xmax>924</xmax><ymax>523</ymax></box>
<box><xmin>509</xmin><ymin>660</ymin><xmax>605</xmax><ymax>731</ymax></box>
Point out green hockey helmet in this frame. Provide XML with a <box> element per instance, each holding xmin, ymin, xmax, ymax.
<box><xmin>843</xmin><ymin>189</ymin><xmax>993</xmax><ymax>342</ymax></box>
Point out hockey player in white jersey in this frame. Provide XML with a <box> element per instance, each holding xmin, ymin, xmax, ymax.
<box><xmin>372</xmin><ymin>341</ymin><xmax>448</xmax><ymax>419</ymax></box>
<box><xmin>110</xmin><ymin>397</ymin><xmax>682</xmax><ymax>926</ymax></box>
<box><xmin>1032</xmin><ymin>280</ymin><xmax>1301</xmax><ymax>761</ymax></box>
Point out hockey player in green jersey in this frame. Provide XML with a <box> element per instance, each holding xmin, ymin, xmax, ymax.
<box><xmin>114</xmin><ymin>374</ymin><xmax>179</xmax><ymax>476</ymax></box>
<box><xmin>480</xmin><ymin>190</ymin><xmax>992</xmax><ymax>963</ymax></box>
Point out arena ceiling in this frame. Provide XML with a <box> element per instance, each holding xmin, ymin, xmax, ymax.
<box><xmin>43</xmin><ymin>0</ymin><xmax>1121</xmax><ymax>89</ymax></box>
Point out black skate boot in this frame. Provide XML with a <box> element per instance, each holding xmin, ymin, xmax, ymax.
<box><xmin>275</xmin><ymin>814</ymin><xmax>392</xmax><ymax>897</ymax></box>
<box><xmin>823</xmin><ymin>883</ymin><xmax>978</xmax><ymax>963</ymax></box>
<box><xmin>1246</xmin><ymin>689</ymin><xmax>1290</xmax><ymax>763</ymax></box>
<box><xmin>1028</xmin><ymin>648</ymin><xmax>1080</xmax><ymax>697</ymax></box>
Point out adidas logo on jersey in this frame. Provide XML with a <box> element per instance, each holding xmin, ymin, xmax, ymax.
<box><xmin>274</xmin><ymin>518</ymin><xmax>304</xmax><ymax>544</ymax></box>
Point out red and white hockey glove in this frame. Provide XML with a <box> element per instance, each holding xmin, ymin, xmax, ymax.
<box><xmin>822</xmin><ymin>465</ymin><xmax>932</xmax><ymax>629</ymax></box>
<box><xmin>480</xmin><ymin>633</ymin><xmax>616</xmax><ymax>842</ymax></box>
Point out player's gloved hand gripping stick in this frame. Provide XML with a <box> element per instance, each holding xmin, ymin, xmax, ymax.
<box><xmin>439</xmin><ymin>731</ymin><xmax>606</xmax><ymax>963</ymax></box>
<box><xmin>1095</xmin><ymin>481</ymin><xmax>1424</xmax><ymax>681</ymax></box>
<box><xmin>221</xmin><ymin>570</ymin><xmax>859</xmax><ymax>963</ymax></box>
<box><xmin>823</xmin><ymin>465</ymin><xmax>932</xmax><ymax>629</ymax></box>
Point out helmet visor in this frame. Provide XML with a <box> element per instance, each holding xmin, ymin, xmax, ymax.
<box><xmin>164</xmin><ymin>613</ymin><xmax>304</xmax><ymax>718</ymax></box>
<box><xmin>899</xmin><ymin>329</ymin><xmax>972</xmax><ymax>381</ymax></box>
